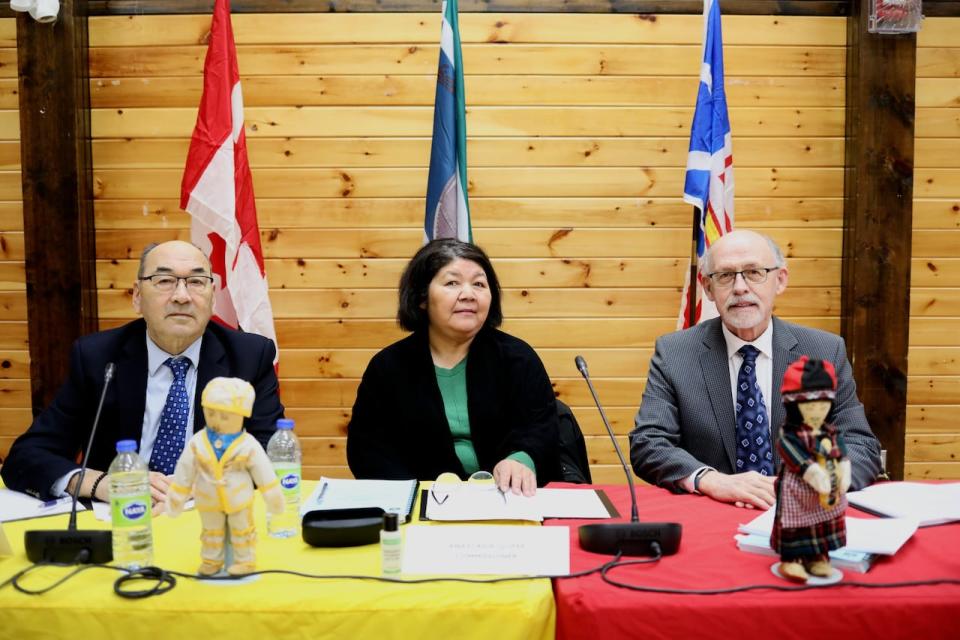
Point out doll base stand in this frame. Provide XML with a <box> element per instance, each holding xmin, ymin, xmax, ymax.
<box><xmin>771</xmin><ymin>562</ymin><xmax>843</xmax><ymax>585</ymax></box>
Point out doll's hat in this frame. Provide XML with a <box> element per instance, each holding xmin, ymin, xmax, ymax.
<box><xmin>781</xmin><ymin>356</ymin><xmax>837</xmax><ymax>403</ymax></box>
<box><xmin>201</xmin><ymin>376</ymin><xmax>255</xmax><ymax>417</ymax></box>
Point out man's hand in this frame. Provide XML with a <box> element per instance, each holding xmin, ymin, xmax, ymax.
<box><xmin>493</xmin><ymin>459</ymin><xmax>537</xmax><ymax>497</ymax></box>
<box><xmin>149</xmin><ymin>472</ymin><xmax>172</xmax><ymax>514</ymax></box>
<box><xmin>697</xmin><ymin>470</ymin><xmax>776</xmax><ymax>509</ymax></box>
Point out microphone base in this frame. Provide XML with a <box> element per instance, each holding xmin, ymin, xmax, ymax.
<box><xmin>578</xmin><ymin>522</ymin><xmax>682</xmax><ymax>557</ymax></box>
<box><xmin>24</xmin><ymin>529</ymin><xmax>113</xmax><ymax>564</ymax></box>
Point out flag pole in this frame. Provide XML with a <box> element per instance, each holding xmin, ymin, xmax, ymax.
<box><xmin>688</xmin><ymin>206</ymin><xmax>700</xmax><ymax>329</ymax></box>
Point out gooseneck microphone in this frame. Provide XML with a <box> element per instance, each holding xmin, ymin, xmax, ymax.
<box><xmin>24</xmin><ymin>363</ymin><xmax>116</xmax><ymax>564</ymax></box>
<box><xmin>575</xmin><ymin>355</ymin><xmax>681</xmax><ymax>556</ymax></box>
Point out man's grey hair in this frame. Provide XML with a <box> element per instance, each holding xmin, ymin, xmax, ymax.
<box><xmin>700</xmin><ymin>232</ymin><xmax>788</xmax><ymax>275</ymax></box>
<box><xmin>136</xmin><ymin>242</ymin><xmax>212</xmax><ymax>279</ymax></box>
<box><xmin>136</xmin><ymin>243</ymin><xmax>160</xmax><ymax>279</ymax></box>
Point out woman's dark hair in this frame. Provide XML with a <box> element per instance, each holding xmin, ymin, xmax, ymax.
<box><xmin>397</xmin><ymin>239</ymin><xmax>503</xmax><ymax>332</ymax></box>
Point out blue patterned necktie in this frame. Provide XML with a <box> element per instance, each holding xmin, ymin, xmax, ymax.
<box><xmin>735</xmin><ymin>345</ymin><xmax>774</xmax><ymax>475</ymax></box>
<box><xmin>149</xmin><ymin>357</ymin><xmax>191</xmax><ymax>475</ymax></box>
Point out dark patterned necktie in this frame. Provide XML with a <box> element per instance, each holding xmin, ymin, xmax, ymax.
<box><xmin>735</xmin><ymin>345</ymin><xmax>774</xmax><ymax>475</ymax></box>
<box><xmin>149</xmin><ymin>357</ymin><xmax>191</xmax><ymax>475</ymax></box>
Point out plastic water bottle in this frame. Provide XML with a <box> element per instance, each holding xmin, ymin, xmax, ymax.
<box><xmin>108</xmin><ymin>439</ymin><xmax>153</xmax><ymax>568</ymax></box>
<box><xmin>266</xmin><ymin>418</ymin><xmax>301</xmax><ymax>538</ymax></box>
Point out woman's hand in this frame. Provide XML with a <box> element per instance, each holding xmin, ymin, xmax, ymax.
<box><xmin>493</xmin><ymin>459</ymin><xmax>537</xmax><ymax>497</ymax></box>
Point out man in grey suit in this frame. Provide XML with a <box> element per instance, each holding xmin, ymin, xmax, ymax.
<box><xmin>630</xmin><ymin>230</ymin><xmax>881</xmax><ymax>509</ymax></box>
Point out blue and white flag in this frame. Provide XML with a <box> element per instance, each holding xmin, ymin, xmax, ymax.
<box><xmin>425</xmin><ymin>0</ymin><xmax>472</xmax><ymax>242</ymax></box>
<box><xmin>678</xmin><ymin>0</ymin><xmax>735</xmax><ymax>329</ymax></box>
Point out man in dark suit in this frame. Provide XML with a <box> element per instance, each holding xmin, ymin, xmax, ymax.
<box><xmin>1</xmin><ymin>241</ymin><xmax>283</xmax><ymax>504</ymax></box>
<box><xmin>630</xmin><ymin>230</ymin><xmax>881</xmax><ymax>509</ymax></box>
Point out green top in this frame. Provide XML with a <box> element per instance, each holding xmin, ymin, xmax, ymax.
<box><xmin>434</xmin><ymin>357</ymin><xmax>536</xmax><ymax>476</ymax></box>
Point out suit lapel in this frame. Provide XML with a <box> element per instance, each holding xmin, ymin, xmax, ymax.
<box><xmin>699</xmin><ymin>320</ymin><xmax>738</xmax><ymax>471</ymax></box>
<box><xmin>194</xmin><ymin>326</ymin><xmax>229</xmax><ymax>432</ymax></box>
<box><xmin>770</xmin><ymin>317</ymin><xmax>799</xmax><ymax>464</ymax></box>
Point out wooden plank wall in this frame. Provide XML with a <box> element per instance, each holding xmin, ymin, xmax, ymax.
<box><xmin>909</xmin><ymin>17</ymin><xmax>960</xmax><ymax>480</ymax></box>
<box><xmin>84</xmin><ymin>12</ymin><xmax>846</xmax><ymax>484</ymax></box>
<box><xmin>0</xmin><ymin>18</ymin><xmax>27</xmax><ymax>461</ymax></box>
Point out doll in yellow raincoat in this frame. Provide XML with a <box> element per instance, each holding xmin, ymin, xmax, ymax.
<box><xmin>166</xmin><ymin>377</ymin><xmax>284</xmax><ymax>575</ymax></box>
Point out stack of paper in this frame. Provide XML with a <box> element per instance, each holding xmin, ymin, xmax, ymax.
<box><xmin>734</xmin><ymin>533</ymin><xmax>877</xmax><ymax>573</ymax></box>
<box><xmin>847</xmin><ymin>482</ymin><xmax>960</xmax><ymax>526</ymax></box>
<box><xmin>735</xmin><ymin>505</ymin><xmax>918</xmax><ymax>572</ymax></box>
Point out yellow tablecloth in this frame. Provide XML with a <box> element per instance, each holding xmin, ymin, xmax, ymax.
<box><xmin>0</xmin><ymin>482</ymin><xmax>555</xmax><ymax>640</ymax></box>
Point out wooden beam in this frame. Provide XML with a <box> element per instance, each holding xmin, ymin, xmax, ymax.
<box><xmin>86</xmin><ymin>0</ymin><xmax>848</xmax><ymax>16</ymax></box>
<box><xmin>841</xmin><ymin>0</ymin><xmax>916</xmax><ymax>480</ymax></box>
<box><xmin>922</xmin><ymin>1</ymin><xmax>960</xmax><ymax>17</ymax></box>
<box><xmin>17</xmin><ymin>2</ymin><xmax>98</xmax><ymax>413</ymax></box>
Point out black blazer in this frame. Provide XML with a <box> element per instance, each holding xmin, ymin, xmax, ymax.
<box><xmin>1</xmin><ymin>319</ymin><xmax>284</xmax><ymax>499</ymax></box>
<box><xmin>346</xmin><ymin>327</ymin><xmax>560</xmax><ymax>485</ymax></box>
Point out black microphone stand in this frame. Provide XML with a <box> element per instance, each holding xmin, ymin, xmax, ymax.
<box><xmin>575</xmin><ymin>356</ymin><xmax>682</xmax><ymax>557</ymax></box>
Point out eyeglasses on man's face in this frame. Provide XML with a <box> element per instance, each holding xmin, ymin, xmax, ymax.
<box><xmin>139</xmin><ymin>273</ymin><xmax>214</xmax><ymax>293</ymax></box>
<box><xmin>706</xmin><ymin>267</ymin><xmax>779</xmax><ymax>287</ymax></box>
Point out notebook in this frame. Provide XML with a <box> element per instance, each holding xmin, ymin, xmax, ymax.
<box><xmin>300</xmin><ymin>478</ymin><xmax>419</xmax><ymax>523</ymax></box>
<box><xmin>847</xmin><ymin>482</ymin><xmax>960</xmax><ymax>527</ymax></box>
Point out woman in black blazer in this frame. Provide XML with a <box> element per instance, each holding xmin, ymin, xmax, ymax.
<box><xmin>346</xmin><ymin>239</ymin><xmax>559</xmax><ymax>495</ymax></box>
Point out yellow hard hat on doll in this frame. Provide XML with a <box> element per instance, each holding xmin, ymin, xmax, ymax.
<box><xmin>201</xmin><ymin>377</ymin><xmax>255</xmax><ymax>417</ymax></box>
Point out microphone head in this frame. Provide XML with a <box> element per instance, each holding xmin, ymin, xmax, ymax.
<box><xmin>104</xmin><ymin>362</ymin><xmax>116</xmax><ymax>382</ymax></box>
<box><xmin>574</xmin><ymin>355</ymin><xmax>588</xmax><ymax>376</ymax></box>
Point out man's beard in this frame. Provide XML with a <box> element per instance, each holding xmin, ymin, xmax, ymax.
<box><xmin>723</xmin><ymin>294</ymin><xmax>764</xmax><ymax>329</ymax></box>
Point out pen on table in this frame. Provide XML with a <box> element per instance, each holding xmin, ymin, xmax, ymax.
<box><xmin>316</xmin><ymin>481</ymin><xmax>329</xmax><ymax>504</ymax></box>
<box><xmin>37</xmin><ymin>498</ymin><xmax>63</xmax><ymax>510</ymax></box>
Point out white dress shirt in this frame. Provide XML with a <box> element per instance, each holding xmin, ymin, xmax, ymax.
<box><xmin>51</xmin><ymin>334</ymin><xmax>203</xmax><ymax>497</ymax></box>
<box><xmin>682</xmin><ymin>322</ymin><xmax>775</xmax><ymax>493</ymax></box>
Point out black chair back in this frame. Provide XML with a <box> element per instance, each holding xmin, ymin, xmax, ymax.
<box><xmin>556</xmin><ymin>399</ymin><xmax>592</xmax><ymax>484</ymax></box>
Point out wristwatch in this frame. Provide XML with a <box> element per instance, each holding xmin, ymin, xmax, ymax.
<box><xmin>693</xmin><ymin>467</ymin><xmax>714</xmax><ymax>495</ymax></box>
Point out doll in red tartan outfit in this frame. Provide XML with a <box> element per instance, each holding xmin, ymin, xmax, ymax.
<box><xmin>771</xmin><ymin>356</ymin><xmax>852</xmax><ymax>582</ymax></box>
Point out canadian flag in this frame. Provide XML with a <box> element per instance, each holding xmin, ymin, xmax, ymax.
<box><xmin>180</xmin><ymin>0</ymin><xmax>278</xmax><ymax>364</ymax></box>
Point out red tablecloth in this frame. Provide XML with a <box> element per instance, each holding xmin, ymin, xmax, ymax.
<box><xmin>546</xmin><ymin>484</ymin><xmax>960</xmax><ymax>640</ymax></box>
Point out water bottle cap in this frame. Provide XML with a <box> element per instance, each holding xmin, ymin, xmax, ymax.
<box><xmin>276</xmin><ymin>418</ymin><xmax>295</xmax><ymax>430</ymax></box>
<box><xmin>116</xmin><ymin>439</ymin><xmax>137</xmax><ymax>453</ymax></box>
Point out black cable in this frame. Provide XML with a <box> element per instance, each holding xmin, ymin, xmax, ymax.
<box><xmin>8</xmin><ymin>562</ymin><xmax>121</xmax><ymax>596</ymax></box>
<box><xmin>3</xmin><ymin>552</ymin><xmax>959</xmax><ymax>599</ymax></box>
<box><xmin>598</xmin><ymin>557</ymin><xmax>960</xmax><ymax>594</ymax></box>
<box><xmin>165</xmin><ymin>553</ymin><xmax>622</xmax><ymax>586</ymax></box>
<box><xmin>114</xmin><ymin>566</ymin><xmax>177</xmax><ymax>598</ymax></box>
<box><xmin>0</xmin><ymin>555</ymin><xmax>620</xmax><ymax>598</ymax></box>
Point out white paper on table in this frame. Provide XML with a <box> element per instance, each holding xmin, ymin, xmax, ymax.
<box><xmin>533</xmin><ymin>488</ymin><xmax>613</xmax><ymax>519</ymax></box>
<box><xmin>738</xmin><ymin>506</ymin><xmax>918</xmax><ymax>555</ymax></box>
<box><xmin>402</xmin><ymin>524</ymin><xmax>570</xmax><ymax>576</ymax></box>
<box><xmin>425</xmin><ymin>486</ymin><xmax>613</xmax><ymax>522</ymax></box>
<box><xmin>425</xmin><ymin>485</ymin><xmax>543</xmax><ymax>521</ymax></box>
<box><xmin>0</xmin><ymin>489</ymin><xmax>86</xmax><ymax>523</ymax></box>
<box><xmin>847</xmin><ymin>482</ymin><xmax>960</xmax><ymax>527</ymax></box>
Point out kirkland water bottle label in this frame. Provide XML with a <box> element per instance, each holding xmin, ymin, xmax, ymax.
<box><xmin>112</xmin><ymin>495</ymin><xmax>152</xmax><ymax>528</ymax></box>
